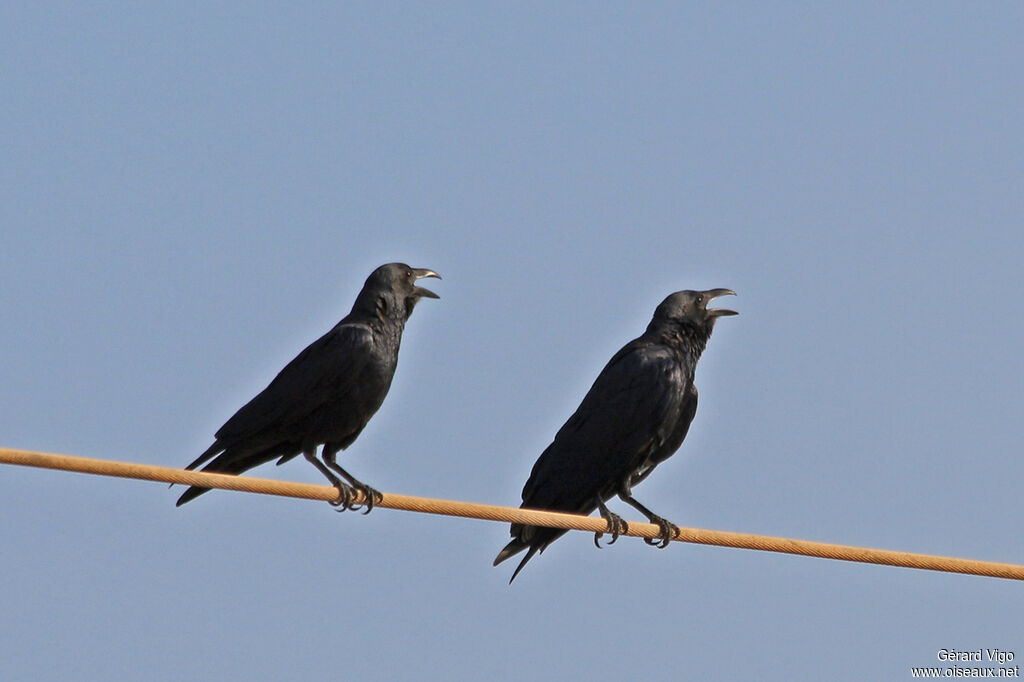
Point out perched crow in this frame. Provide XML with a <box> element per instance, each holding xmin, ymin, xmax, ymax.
<box><xmin>495</xmin><ymin>289</ymin><xmax>736</xmax><ymax>582</ymax></box>
<box><xmin>176</xmin><ymin>263</ymin><xmax>441</xmax><ymax>509</ymax></box>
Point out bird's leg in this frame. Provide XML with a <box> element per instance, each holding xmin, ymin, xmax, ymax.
<box><xmin>302</xmin><ymin>451</ymin><xmax>355</xmax><ymax>510</ymax></box>
<box><xmin>620</xmin><ymin>494</ymin><xmax>679</xmax><ymax>548</ymax></box>
<box><xmin>593</xmin><ymin>497</ymin><xmax>628</xmax><ymax>548</ymax></box>
<box><xmin>321</xmin><ymin>452</ymin><xmax>382</xmax><ymax>515</ymax></box>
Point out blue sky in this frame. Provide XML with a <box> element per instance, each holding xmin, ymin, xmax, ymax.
<box><xmin>3</xmin><ymin>3</ymin><xmax>1022</xmax><ymax>680</ymax></box>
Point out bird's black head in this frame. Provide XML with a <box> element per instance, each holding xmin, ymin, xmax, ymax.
<box><xmin>652</xmin><ymin>288</ymin><xmax>738</xmax><ymax>330</ymax></box>
<box><xmin>357</xmin><ymin>262</ymin><xmax>442</xmax><ymax>321</ymax></box>
<box><xmin>368</xmin><ymin>262</ymin><xmax>441</xmax><ymax>300</ymax></box>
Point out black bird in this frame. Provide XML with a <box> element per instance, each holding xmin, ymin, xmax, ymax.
<box><xmin>494</xmin><ymin>288</ymin><xmax>736</xmax><ymax>582</ymax></box>
<box><xmin>176</xmin><ymin>262</ymin><xmax>441</xmax><ymax>509</ymax></box>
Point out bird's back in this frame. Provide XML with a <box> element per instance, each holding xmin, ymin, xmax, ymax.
<box><xmin>178</xmin><ymin>319</ymin><xmax>394</xmax><ymax>496</ymax></box>
<box><xmin>520</xmin><ymin>338</ymin><xmax>690</xmax><ymax>516</ymax></box>
<box><xmin>214</xmin><ymin>320</ymin><xmax>392</xmax><ymax>450</ymax></box>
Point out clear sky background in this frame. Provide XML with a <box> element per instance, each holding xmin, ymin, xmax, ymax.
<box><xmin>3</xmin><ymin>4</ymin><xmax>1023</xmax><ymax>681</ymax></box>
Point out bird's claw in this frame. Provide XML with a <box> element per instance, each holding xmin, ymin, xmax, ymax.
<box><xmin>642</xmin><ymin>516</ymin><xmax>679</xmax><ymax>549</ymax></box>
<box><xmin>594</xmin><ymin>507</ymin><xmax>628</xmax><ymax>548</ymax></box>
<box><xmin>329</xmin><ymin>483</ymin><xmax>356</xmax><ymax>511</ymax></box>
<box><xmin>346</xmin><ymin>484</ymin><xmax>382</xmax><ymax>515</ymax></box>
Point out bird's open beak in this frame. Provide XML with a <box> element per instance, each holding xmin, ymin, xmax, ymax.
<box><xmin>413</xmin><ymin>268</ymin><xmax>441</xmax><ymax>299</ymax></box>
<box><xmin>704</xmin><ymin>288</ymin><xmax>737</xmax><ymax>317</ymax></box>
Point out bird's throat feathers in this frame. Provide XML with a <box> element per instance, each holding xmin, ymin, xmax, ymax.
<box><xmin>647</xmin><ymin>318</ymin><xmax>712</xmax><ymax>367</ymax></box>
<box><xmin>370</xmin><ymin>294</ymin><xmax>411</xmax><ymax>344</ymax></box>
<box><xmin>341</xmin><ymin>291</ymin><xmax>410</xmax><ymax>352</ymax></box>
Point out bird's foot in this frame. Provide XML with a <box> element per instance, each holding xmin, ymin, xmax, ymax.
<box><xmin>642</xmin><ymin>515</ymin><xmax>679</xmax><ymax>549</ymax></box>
<box><xmin>328</xmin><ymin>483</ymin><xmax>357</xmax><ymax>511</ymax></box>
<box><xmin>594</xmin><ymin>505</ymin><xmax>628</xmax><ymax>549</ymax></box>
<box><xmin>346</xmin><ymin>483</ymin><xmax>383</xmax><ymax>515</ymax></box>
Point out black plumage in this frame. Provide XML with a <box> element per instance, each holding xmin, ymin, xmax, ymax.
<box><xmin>494</xmin><ymin>288</ymin><xmax>736</xmax><ymax>582</ymax></box>
<box><xmin>176</xmin><ymin>262</ymin><xmax>440</xmax><ymax>509</ymax></box>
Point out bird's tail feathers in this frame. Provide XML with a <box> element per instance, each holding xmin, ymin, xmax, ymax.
<box><xmin>494</xmin><ymin>539</ymin><xmax>541</xmax><ymax>584</ymax></box>
<box><xmin>184</xmin><ymin>441</ymin><xmax>224</xmax><ymax>471</ymax></box>
<box><xmin>169</xmin><ymin>442</ymin><xmax>224</xmax><ymax>495</ymax></box>
<box><xmin>494</xmin><ymin>539</ymin><xmax>527</xmax><ymax>566</ymax></box>
<box><xmin>175</xmin><ymin>484</ymin><xmax>210</xmax><ymax>507</ymax></box>
<box><xmin>175</xmin><ymin>442</ymin><xmax>235</xmax><ymax>506</ymax></box>
<box><xmin>175</xmin><ymin>443</ymin><xmax>290</xmax><ymax>506</ymax></box>
<box><xmin>508</xmin><ymin>546</ymin><xmax>540</xmax><ymax>584</ymax></box>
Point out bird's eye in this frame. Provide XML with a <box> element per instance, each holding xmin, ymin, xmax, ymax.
<box><xmin>695</xmin><ymin>295</ymin><xmax>703</xmax><ymax>305</ymax></box>
<box><xmin>406</xmin><ymin>270</ymin><xmax>412</xmax><ymax>277</ymax></box>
